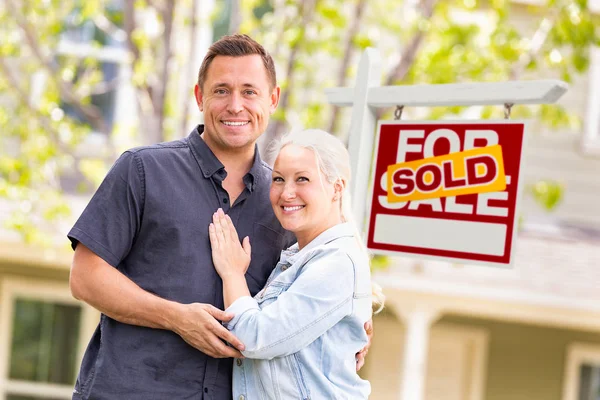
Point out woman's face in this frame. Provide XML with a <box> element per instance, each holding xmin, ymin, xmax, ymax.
<box><xmin>269</xmin><ymin>144</ymin><xmax>341</xmax><ymax>247</ymax></box>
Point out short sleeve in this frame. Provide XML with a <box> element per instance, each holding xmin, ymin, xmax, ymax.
<box><xmin>68</xmin><ymin>151</ymin><xmax>145</xmax><ymax>267</ymax></box>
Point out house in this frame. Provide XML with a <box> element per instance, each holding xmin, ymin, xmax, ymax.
<box><xmin>361</xmin><ymin>6</ymin><xmax>600</xmax><ymax>399</ymax></box>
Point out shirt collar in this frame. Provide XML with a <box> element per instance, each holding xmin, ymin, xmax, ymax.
<box><xmin>188</xmin><ymin>124</ymin><xmax>263</xmax><ymax>191</ymax></box>
<box><xmin>279</xmin><ymin>222</ymin><xmax>356</xmax><ymax>266</ymax></box>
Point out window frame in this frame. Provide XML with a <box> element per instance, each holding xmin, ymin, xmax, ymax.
<box><xmin>55</xmin><ymin>34</ymin><xmax>132</xmax><ymax>146</ymax></box>
<box><xmin>0</xmin><ymin>277</ymin><xmax>89</xmax><ymax>400</ymax></box>
<box><xmin>562</xmin><ymin>342</ymin><xmax>600</xmax><ymax>400</ymax></box>
<box><xmin>582</xmin><ymin>45</ymin><xmax>600</xmax><ymax>156</ymax></box>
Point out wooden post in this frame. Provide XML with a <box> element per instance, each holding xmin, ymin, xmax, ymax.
<box><xmin>346</xmin><ymin>48</ymin><xmax>381</xmax><ymax>227</ymax></box>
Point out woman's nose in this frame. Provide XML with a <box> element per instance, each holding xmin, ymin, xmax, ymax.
<box><xmin>282</xmin><ymin>185</ymin><xmax>296</xmax><ymax>200</ymax></box>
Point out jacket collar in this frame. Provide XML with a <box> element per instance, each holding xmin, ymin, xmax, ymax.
<box><xmin>279</xmin><ymin>223</ymin><xmax>356</xmax><ymax>266</ymax></box>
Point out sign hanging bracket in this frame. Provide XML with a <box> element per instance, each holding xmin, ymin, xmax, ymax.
<box><xmin>394</xmin><ymin>105</ymin><xmax>404</xmax><ymax>120</ymax></box>
<box><xmin>504</xmin><ymin>103</ymin><xmax>514</xmax><ymax>120</ymax></box>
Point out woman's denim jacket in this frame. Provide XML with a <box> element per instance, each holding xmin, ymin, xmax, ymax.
<box><xmin>225</xmin><ymin>223</ymin><xmax>372</xmax><ymax>400</ymax></box>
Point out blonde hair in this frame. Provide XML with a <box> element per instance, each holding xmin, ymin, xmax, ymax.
<box><xmin>268</xmin><ymin>129</ymin><xmax>385</xmax><ymax>314</ymax></box>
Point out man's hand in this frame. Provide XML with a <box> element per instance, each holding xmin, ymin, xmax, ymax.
<box><xmin>173</xmin><ymin>302</ymin><xmax>245</xmax><ymax>358</ymax></box>
<box><xmin>356</xmin><ymin>319</ymin><xmax>373</xmax><ymax>372</ymax></box>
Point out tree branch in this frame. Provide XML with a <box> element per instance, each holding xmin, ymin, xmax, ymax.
<box><xmin>181</xmin><ymin>0</ymin><xmax>199</xmax><ymax>136</ymax></box>
<box><xmin>0</xmin><ymin>58</ymin><xmax>69</xmax><ymax>153</ymax></box>
<box><xmin>5</xmin><ymin>0</ymin><xmax>108</xmax><ymax>134</ymax></box>
<box><xmin>376</xmin><ymin>0</ymin><xmax>438</xmax><ymax>119</ymax></box>
<box><xmin>123</xmin><ymin>0</ymin><xmax>142</xmax><ymax>62</ymax></box>
<box><xmin>508</xmin><ymin>9</ymin><xmax>560</xmax><ymax>80</ymax></box>
<box><xmin>229</xmin><ymin>0</ymin><xmax>241</xmax><ymax>34</ymax></box>
<box><xmin>269</xmin><ymin>0</ymin><xmax>288</xmax><ymax>61</ymax></box>
<box><xmin>93</xmin><ymin>14</ymin><xmax>127</xmax><ymax>42</ymax></box>
<box><xmin>262</xmin><ymin>0</ymin><xmax>319</xmax><ymax>157</ymax></box>
<box><xmin>327</xmin><ymin>0</ymin><xmax>367</xmax><ymax>134</ymax></box>
<box><xmin>123</xmin><ymin>0</ymin><xmax>154</xmax><ymax>117</ymax></box>
<box><xmin>153</xmin><ymin>0</ymin><xmax>176</xmax><ymax>143</ymax></box>
<box><xmin>385</xmin><ymin>0</ymin><xmax>438</xmax><ymax>86</ymax></box>
<box><xmin>145</xmin><ymin>0</ymin><xmax>164</xmax><ymax>14</ymax></box>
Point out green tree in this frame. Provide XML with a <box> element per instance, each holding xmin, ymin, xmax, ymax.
<box><xmin>0</xmin><ymin>0</ymin><xmax>189</xmax><ymax>243</ymax></box>
<box><xmin>0</xmin><ymin>0</ymin><xmax>598</xmax><ymax>243</ymax></box>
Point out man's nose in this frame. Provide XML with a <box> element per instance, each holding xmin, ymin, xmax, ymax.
<box><xmin>227</xmin><ymin>93</ymin><xmax>244</xmax><ymax>114</ymax></box>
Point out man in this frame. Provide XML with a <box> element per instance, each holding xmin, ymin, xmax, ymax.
<box><xmin>69</xmin><ymin>34</ymin><xmax>370</xmax><ymax>400</ymax></box>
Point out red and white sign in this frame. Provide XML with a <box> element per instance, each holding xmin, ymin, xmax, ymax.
<box><xmin>366</xmin><ymin>121</ymin><xmax>526</xmax><ymax>267</ymax></box>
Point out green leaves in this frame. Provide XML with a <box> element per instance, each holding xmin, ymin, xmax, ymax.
<box><xmin>530</xmin><ymin>180</ymin><xmax>564</xmax><ymax>211</ymax></box>
<box><xmin>1</xmin><ymin>0</ymin><xmax>599</xmax><ymax>244</ymax></box>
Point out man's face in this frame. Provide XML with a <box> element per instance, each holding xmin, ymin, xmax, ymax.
<box><xmin>195</xmin><ymin>55</ymin><xmax>280</xmax><ymax>155</ymax></box>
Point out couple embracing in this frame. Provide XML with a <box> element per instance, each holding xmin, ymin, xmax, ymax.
<box><xmin>69</xmin><ymin>34</ymin><xmax>384</xmax><ymax>400</ymax></box>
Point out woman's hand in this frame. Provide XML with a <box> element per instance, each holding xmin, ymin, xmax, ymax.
<box><xmin>209</xmin><ymin>208</ymin><xmax>251</xmax><ymax>280</ymax></box>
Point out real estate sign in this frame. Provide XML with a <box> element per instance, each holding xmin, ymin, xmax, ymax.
<box><xmin>366</xmin><ymin>120</ymin><xmax>526</xmax><ymax>267</ymax></box>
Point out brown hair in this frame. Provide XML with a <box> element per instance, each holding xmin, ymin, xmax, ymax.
<box><xmin>197</xmin><ymin>34</ymin><xmax>277</xmax><ymax>90</ymax></box>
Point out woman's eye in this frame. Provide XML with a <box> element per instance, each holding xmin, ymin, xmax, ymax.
<box><xmin>297</xmin><ymin>176</ymin><xmax>309</xmax><ymax>182</ymax></box>
<box><xmin>272</xmin><ymin>177</ymin><xmax>283</xmax><ymax>182</ymax></box>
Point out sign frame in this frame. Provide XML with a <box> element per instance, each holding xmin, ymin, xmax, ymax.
<box><xmin>364</xmin><ymin>119</ymin><xmax>529</xmax><ymax>268</ymax></box>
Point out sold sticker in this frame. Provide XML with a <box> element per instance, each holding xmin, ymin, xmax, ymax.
<box><xmin>387</xmin><ymin>144</ymin><xmax>506</xmax><ymax>203</ymax></box>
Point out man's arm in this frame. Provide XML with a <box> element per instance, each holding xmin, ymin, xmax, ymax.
<box><xmin>70</xmin><ymin>243</ymin><xmax>245</xmax><ymax>358</ymax></box>
<box><xmin>355</xmin><ymin>320</ymin><xmax>373</xmax><ymax>371</ymax></box>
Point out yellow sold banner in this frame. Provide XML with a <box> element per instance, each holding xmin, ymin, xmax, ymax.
<box><xmin>387</xmin><ymin>144</ymin><xmax>506</xmax><ymax>203</ymax></box>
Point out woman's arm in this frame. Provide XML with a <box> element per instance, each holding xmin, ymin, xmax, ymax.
<box><xmin>225</xmin><ymin>247</ymin><xmax>357</xmax><ymax>360</ymax></box>
<box><xmin>209</xmin><ymin>210</ymin><xmax>363</xmax><ymax>360</ymax></box>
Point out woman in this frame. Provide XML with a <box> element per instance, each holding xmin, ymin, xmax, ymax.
<box><xmin>208</xmin><ymin>129</ymin><xmax>384</xmax><ymax>399</ymax></box>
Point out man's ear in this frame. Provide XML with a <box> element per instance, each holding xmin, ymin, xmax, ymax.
<box><xmin>270</xmin><ymin>86</ymin><xmax>281</xmax><ymax>114</ymax></box>
<box><xmin>194</xmin><ymin>84</ymin><xmax>203</xmax><ymax>111</ymax></box>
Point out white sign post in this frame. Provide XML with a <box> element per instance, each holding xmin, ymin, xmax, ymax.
<box><xmin>326</xmin><ymin>48</ymin><xmax>568</xmax><ymax>258</ymax></box>
<box><xmin>324</xmin><ymin>48</ymin><xmax>568</xmax><ymax>400</ymax></box>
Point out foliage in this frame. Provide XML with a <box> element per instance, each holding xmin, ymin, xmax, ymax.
<box><xmin>1</xmin><ymin>0</ymin><xmax>598</xmax><ymax>243</ymax></box>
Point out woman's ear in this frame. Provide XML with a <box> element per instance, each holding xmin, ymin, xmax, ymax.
<box><xmin>333</xmin><ymin>178</ymin><xmax>346</xmax><ymax>199</ymax></box>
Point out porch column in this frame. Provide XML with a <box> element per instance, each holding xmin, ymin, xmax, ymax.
<box><xmin>398</xmin><ymin>307</ymin><xmax>440</xmax><ymax>400</ymax></box>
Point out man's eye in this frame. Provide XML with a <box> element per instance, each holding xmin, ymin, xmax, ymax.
<box><xmin>215</xmin><ymin>89</ymin><xmax>227</xmax><ymax>94</ymax></box>
<box><xmin>244</xmin><ymin>90</ymin><xmax>257</xmax><ymax>95</ymax></box>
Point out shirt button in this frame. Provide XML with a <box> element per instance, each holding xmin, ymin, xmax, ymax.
<box><xmin>239</xmin><ymin>395</ymin><xmax>245</xmax><ymax>400</ymax></box>
<box><xmin>236</xmin><ymin>358</ymin><xmax>243</xmax><ymax>366</ymax></box>
<box><xmin>223</xmin><ymin>198</ymin><xmax>228</xmax><ymax>204</ymax></box>
<box><xmin>204</xmin><ymin>387</ymin><xmax>208</xmax><ymax>393</ymax></box>
<box><xmin>281</xmin><ymin>265</ymin><xmax>288</xmax><ymax>271</ymax></box>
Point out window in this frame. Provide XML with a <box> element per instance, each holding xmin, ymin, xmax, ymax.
<box><xmin>57</xmin><ymin>4</ymin><xmax>129</xmax><ymax>138</ymax></box>
<box><xmin>583</xmin><ymin>46</ymin><xmax>600</xmax><ymax>156</ymax></box>
<box><xmin>578</xmin><ymin>364</ymin><xmax>600</xmax><ymax>400</ymax></box>
<box><xmin>61</xmin><ymin>61</ymin><xmax>120</xmax><ymax>134</ymax></box>
<box><xmin>0</xmin><ymin>278</ymin><xmax>86</xmax><ymax>400</ymax></box>
<box><xmin>563</xmin><ymin>343</ymin><xmax>600</xmax><ymax>400</ymax></box>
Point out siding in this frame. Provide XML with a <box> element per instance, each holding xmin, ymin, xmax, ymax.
<box><xmin>520</xmin><ymin>131</ymin><xmax>600</xmax><ymax>227</ymax></box>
